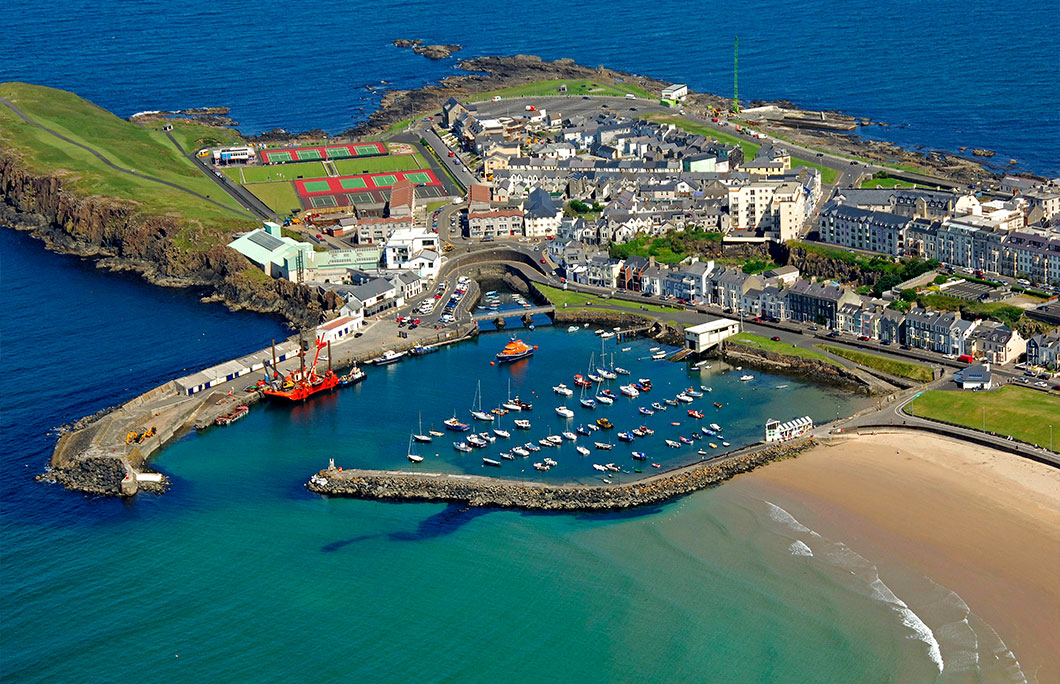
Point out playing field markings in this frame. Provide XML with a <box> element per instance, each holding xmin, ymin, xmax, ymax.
<box><xmin>239</xmin><ymin>167</ymin><xmax>246</xmax><ymax>184</ymax></box>
<box><xmin>325</xmin><ymin>147</ymin><xmax>352</xmax><ymax>159</ymax></box>
<box><xmin>310</xmin><ymin>195</ymin><xmax>339</xmax><ymax>208</ymax></box>
<box><xmin>269</xmin><ymin>151</ymin><xmax>293</xmax><ymax>163</ymax></box>
<box><xmin>405</xmin><ymin>171</ymin><xmax>433</xmax><ymax>184</ymax></box>
<box><xmin>350</xmin><ymin>191</ymin><xmax>375</xmax><ymax>204</ymax></box>
<box><xmin>354</xmin><ymin>143</ymin><xmax>384</xmax><ymax>155</ymax></box>
<box><xmin>297</xmin><ymin>149</ymin><xmax>323</xmax><ymax>161</ymax></box>
<box><xmin>339</xmin><ymin>177</ymin><xmax>368</xmax><ymax>190</ymax></box>
<box><xmin>302</xmin><ymin>180</ymin><xmax>332</xmax><ymax>193</ymax></box>
<box><xmin>371</xmin><ymin>174</ymin><xmax>398</xmax><ymax>188</ymax></box>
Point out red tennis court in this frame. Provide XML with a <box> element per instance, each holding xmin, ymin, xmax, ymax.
<box><xmin>260</xmin><ymin>142</ymin><xmax>387</xmax><ymax>164</ymax></box>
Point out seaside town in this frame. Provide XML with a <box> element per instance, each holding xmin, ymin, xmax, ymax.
<box><xmin>3</xmin><ymin>33</ymin><xmax>1059</xmax><ymax>682</ymax></box>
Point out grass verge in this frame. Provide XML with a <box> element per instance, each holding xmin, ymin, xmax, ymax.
<box><xmin>246</xmin><ymin>181</ymin><xmax>302</xmax><ymax>215</ymax></box>
<box><xmin>727</xmin><ymin>333</ymin><xmax>838</xmax><ymax>365</ymax></box>
<box><xmin>817</xmin><ymin>344</ymin><xmax>933</xmax><ymax>381</ymax></box>
<box><xmin>908</xmin><ymin>386</ymin><xmax>1060</xmax><ymax>451</ymax></box>
<box><xmin>537</xmin><ymin>284</ymin><xmax>684</xmax><ymax>318</ymax></box>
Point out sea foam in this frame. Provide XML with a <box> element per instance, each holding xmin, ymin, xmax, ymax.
<box><xmin>788</xmin><ymin>540</ymin><xmax>813</xmax><ymax>557</ymax></box>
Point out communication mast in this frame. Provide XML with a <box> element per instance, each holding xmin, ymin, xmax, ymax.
<box><xmin>732</xmin><ymin>35</ymin><xmax>740</xmax><ymax>114</ymax></box>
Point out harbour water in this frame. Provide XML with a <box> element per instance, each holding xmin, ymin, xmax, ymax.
<box><xmin>0</xmin><ymin>231</ymin><xmax>1018</xmax><ymax>682</ymax></box>
<box><xmin>2</xmin><ymin>0</ymin><xmax>1057</xmax><ymax>175</ymax></box>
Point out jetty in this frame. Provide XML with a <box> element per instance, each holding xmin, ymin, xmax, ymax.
<box><xmin>306</xmin><ymin>438</ymin><xmax>816</xmax><ymax>511</ymax></box>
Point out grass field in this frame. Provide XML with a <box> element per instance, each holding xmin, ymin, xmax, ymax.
<box><xmin>476</xmin><ymin>78</ymin><xmax>653</xmax><ymax>101</ymax></box>
<box><xmin>861</xmin><ymin>177</ymin><xmax>917</xmax><ymax>189</ymax></box>
<box><xmin>536</xmin><ymin>284</ymin><xmax>684</xmax><ymax>319</ymax></box>
<box><xmin>908</xmin><ymin>386</ymin><xmax>1060</xmax><ymax>451</ymax></box>
<box><xmin>0</xmin><ymin>83</ymin><xmax>254</xmax><ymax>230</ymax></box>
<box><xmin>144</xmin><ymin>120</ymin><xmax>243</xmax><ymax>155</ymax></box>
<box><xmin>816</xmin><ymin>344</ymin><xmax>933</xmax><ymax>381</ymax></box>
<box><xmin>246</xmin><ymin>181</ymin><xmax>302</xmax><ymax>215</ymax></box>
<box><xmin>727</xmin><ymin>333</ymin><xmax>839</xmax><ymax>365</ymax></box>
<box><xmin>333</xmin><ymin>154</ymin><xmax>429</xmax><ymax>175</ymax></box>
<box><xmin>648</xmin><ymin>114</ymin><xmax>759</xmax><ymax>159</ymax></box>
<box><xmin>239</xmin><ymin>162</ymin><xmax>327</xmax><ymax>183</ymax></box>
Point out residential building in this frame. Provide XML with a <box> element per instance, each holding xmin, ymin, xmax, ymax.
<box><xmin>817</xmin><ymin>202</ymin><xmax>911</xmax><ymax>257</ymax></box>
<box><xmin>968</xmin><ymin>322</ymin><xmax>1025</xmax><ymax>364</ymax></box>
<box><xmin>685</xmin><ymin>318</ymin><xmax>740</xmax><ymax>353</ymax></box>
<box><xmin>784</xmin><ymin>280</ymin><xmax>860</xmax><ymax>329</ymax></box>
<box><xmin>522</xmin><ymin>187</ymin><xmax>563</xmax><ymax>237</ymax></box>
<box><xmin>383</xmin><ymin>228</ymin><xmax>438</xmax><ymax>270</ymax></box>
<box><xmin>904</xmin><ymin>308</ymin><xmax>964</xmax><ymax>355</ymax></box>
<box><xmin>1026</xmin><ymin>332</ymin><xmax>1060</xmax><ymax>368</ymax></box>
<box><xmin>955</xmin><ymin>363</ymin><xmax>992</xmax><ymax>390</ymax></box>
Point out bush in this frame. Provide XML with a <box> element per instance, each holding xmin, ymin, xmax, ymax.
<box><xmin>900</xmin><ymin>288</ymin><xmax>918</xmax><ymax>302</ymax></box>
<box><xmin>934</xmin><ymin>274</ymin><xmax>948</xmax><ymax>285</ymax></box>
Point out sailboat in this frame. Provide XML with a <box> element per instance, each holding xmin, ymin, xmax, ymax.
<box><xmin>470</xmin><ymin>381</ymin><xmax>495</xmax><ymax>421</ymax></box>
<box><xmin>586</xmin><ymin>352</ymin><xmax>602</xmax><ymax>383</ymax></box>
<box><xmin>413</xmin><ymin>412</ymin><xmax>432</xmax><ymax>443</ymax></box>
<box><xmin>597</xmin><ymin>344</ymin><xmax>617</xmax><ymax>380</ymax></box>
<box><xmin>493</xmin><ymin>414</ymin><xmax>511</xmax><ymax>439</ymax></box>
<box><xmin>501</xmin><ymin>379</ymin><xmax>522</xmax><ymax>412</ymax></box>
<box><xmin>579</xmin><ymin>382</ymin><xmax>597</xmax><ymax>409</ymax></box>
<box><xmin>407</xmin><ymin>435</ymin><xmax>424</xmax><ymax>463</ymax></box>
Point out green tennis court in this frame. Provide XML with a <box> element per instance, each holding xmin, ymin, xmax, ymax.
<box><xmin>310</xmin><ymin>195</ymin><xmax>339</xmax><ymax>208</ymax></box>
<box><xmin>302</xmin><ymin>180</ymin><xmax>332</xmax><ymax>193</ymax></box>
<box><xmin>339</xmin><ymin>177</ymin><xmax>368</xmax><ymax>190</ymax></box>
<box><xmin>347</xmin><ymin>192</ymin><xmax>376</xmax><ymax>204</ymax></box>
<box><xmin>354</xmin><ymin>144</ymin><xmax>383</xmax><ymax>155</ymax></box>
<box><xmin>296</xmin><ymin>149</ymin><xmax>322</xmax><ymax>160</ymax></box>
<box><xmin>371</xmin><ymin>174</ymin><xmax>398</xmax><ymax>187</ymax></box>
<box><xmin>267</xmin><ymin>151</ymin><xmax>293</xmax><ymax>163</ymax></box>
<box><xmin>325</xmin><ymin>147</ymin><xmax>352</xmax><ymax>159</ymax></box>
<box><xmin>404</xmin><ymin>171</ymin><xmax>433</xmax><ymax>184</ymax></box>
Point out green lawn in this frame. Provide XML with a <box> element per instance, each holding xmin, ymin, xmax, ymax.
<box><xmin>246</xmin><ymin>181</ymin><xmax>302</xmax><ymax>215</ymax></box>
<box><xmin>333</xmin><ymin>154</ymin><xmax>429</xmax><ymax>175</ymax></box>
<box><xmin>384</xmin><ymin>117</ymin><xmax>414</xmax><ymax>134</ymax></box>
<box><xmin>143</xmin><ymin>120</ymin><xmax>243</xmax><ymax>155</ymax></box>
<box><xmin>908</xmin><ymin>386</ymin><xmax>1060</xmax><ymax>451</ymax></box>
<box><xmin>816</xmin><ymin>344</ymin><xmax>933</xmax><ymax>381</ymax></box>
<box><xmin>789</xmin><ymin>156</ymin><xmax>839</xmax><ymax>184</ymax></box>
<box><xmin>727</xmin><ymin>333</ymin><xmax>838</xmax><ymax>365</ymax></box>
<box><xmin>240</xmin><ymin>162</ymin><xmax>327</xmax><ymax>183</ymax></box>
<box><xmin>0</xmin><ymin>82</ymin><xmax>254</xmax><ymax>229</ymax></box>
<box><xmin>476</xmin><ymin>78</ymin><xmax>653</xmax><ymax>101</ymax></box>
<box><xmin>917</xmin><ymin>294</ymin><xmax>1028</xmax><ymax>328</ymax></box>
<box><xmin>861</xmin><ymin>177</ymin><xmax>917</xmax><ymax>188</ymax></box>
<box><xmin>537</xmin><ymin>284</ymin><xmax>684</xmax><ymax>317</ymax></box>
<box><xmin>648</xmin><ymin>114</ymin><xmax>759</xmax><ymax>160</ymax></box>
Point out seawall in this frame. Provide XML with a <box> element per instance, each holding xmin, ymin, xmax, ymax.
<box><xmin>306</xmin><ymin>438</ymin><xmax>817</xmax><ymax>511</ymax></box>
<box><xmin>721</xmin><ymin>340</ymin><xmax>891</xmax><ymax>395</ymax></box>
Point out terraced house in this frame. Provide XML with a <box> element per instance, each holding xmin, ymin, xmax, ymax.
<box><xmin>817</xmin><ymin>202</ymin><xmax>911</xmax><ymax>257</ymax></box>
<box><xmin>784</xmin><ymin>280</ymin><xmax>859</xmax><ymax>329</ymax></box>
<box><xmin>904</xmin><ymin>308</ymin><xmax>964</xmax><ymax>355</ymax></box>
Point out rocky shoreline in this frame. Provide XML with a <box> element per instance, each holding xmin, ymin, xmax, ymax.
<box><xmin>720</xmin><ymin>340</ymin><xmax>891</xmax><ymax>395</ymax></box>
<box><xmin>307</xmin><ymin>438</ymin><xmax>817</xmax><ymax>510</ymax></box>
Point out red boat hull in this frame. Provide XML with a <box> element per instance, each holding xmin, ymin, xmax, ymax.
<box><xmin>262</xmin><ymin>373</ymin><xmax>340</xmax><ymax>401</ymax></box>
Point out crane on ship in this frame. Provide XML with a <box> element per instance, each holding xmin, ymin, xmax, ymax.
<box><xmin>260</xmin><ymin>336</ymin><xmax>339</xmax><ymax>401</ymax></box>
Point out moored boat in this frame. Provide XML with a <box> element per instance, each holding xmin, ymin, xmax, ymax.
<box><xmin>553</xmin><ymin>383</ymin><xmax>573</xmax><ymax>396</ymax></box>
<box><xmin>215</xmin><ymin>405</ymin><xmax>249</xmax><ymax>426</ymax></box>
<box><xmin>594</xmin><ymin>442</ymin><xmax>614</xmax><ymax>450</ymax></box>
<box><xmin>576</xmin><ymin>446</ymin><xmax>591</xmax><ymax>456</ymax></box>
<box><xmin>615</xmin><ymin>366</ymin><xmax>630</xmax><ymax>375</ymax></box>
<box><xmin>665</xmin><ymin>439</ymin><xmax>680</xmax><ymax>448</ymax></box>
<box><xmin>555</xmin><ymin>406</ymin><xmax>575</xmax><ymax>418</ymax></box>
<box><xmin>596</xmin><ymin>418</ymin><xmax>613</xmax><ymax>429</ymax></box>
<box><xmin>496</xmin><ymin>337</ymin><xmax>536</xmax><ymax>363</ymax></box>
<box><xmin>370</xmin><ymin>350</ymin><xmax>406</xmax><ymax>366</ymax></box>
<box><xmin>514</xmin><ymin>419</ymin><xmax>532</xmax><ymax>429</ymax></box>
<box><xmin>482</xmin><ymin>458</ymin><xmax>502</xmax><ymax>467</ymax></box>
<box><xmin>740</xmin><ymin>374</ymin><xmax>755</xmax><ymax>382</ymax></box>
<box><xmin>632</xmin><ymin>451</ymin><xmax>647</xmax><ymax>460</ymax></box>
<box><xmin>453</xmin><ymin>442</ymin><xmax>473</xmax><ymax>452</ymax></box>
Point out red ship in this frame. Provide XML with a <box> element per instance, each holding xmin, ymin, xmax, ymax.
<box><xmin>260</xmin><ymin>338</ymin><xmax>340</xmax><ymax>402</ymax></box>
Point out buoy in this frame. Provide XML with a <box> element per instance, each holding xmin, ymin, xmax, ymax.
<box><xmin>533</xmin><ymin>345</ymin><xmax>538</xmax><ymax>349</ymax></box>
<box><xmin>490</xmin><ymin>361</ymin><xmax>495</xmax><ymax>366</ymax></box>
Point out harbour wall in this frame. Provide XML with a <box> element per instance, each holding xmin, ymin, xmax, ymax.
<box><xmin>720</xmin><ymin>341</ymin><xmax>892</xmax><ymax>395</ymax></box>
<box><xmin>306</xmin><ymin>438</ymin><xmax>817</xmax><ymax>511</ymax></box>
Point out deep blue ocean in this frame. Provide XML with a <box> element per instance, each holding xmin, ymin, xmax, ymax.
<box><xmin>3</xmin><ymin>4</ymin><xmax>1055</xmax><ymax>680</ymax></box>
<box><xmin>1</xmin><ymin>0</ymin><xmax>1057</xmax><ymax>175</ymax></box>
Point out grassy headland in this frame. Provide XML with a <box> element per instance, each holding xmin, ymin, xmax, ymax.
<box><xmin>476</xmin><ymin>78</ymin><xmax>653</xmax><ymax>101</ymax></box>
<box><xmin>0</xmin><ymin>82</ymin><xmax>255</xmax><ymax>234</ymax></box>
<box><xmin>727</xmin><ymin>332</ymin><xmax>839</xmax><ymax>365</ymax></box>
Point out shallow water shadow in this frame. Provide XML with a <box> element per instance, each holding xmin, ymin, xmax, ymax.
<box><xmin>320</xmin><ymin>504</ymin><xmax>495</xmax><ymax>552</ymax></box>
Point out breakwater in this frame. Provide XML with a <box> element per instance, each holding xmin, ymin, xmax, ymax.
<box><xmin>305</xmin><ymin>438</ymin><xmax>817</xmax><ymax>511</ymax></box>
<box><xmin>721</xmin><ymin>341</ymin><xmax>891</xmax><ymax>395</ymax></box>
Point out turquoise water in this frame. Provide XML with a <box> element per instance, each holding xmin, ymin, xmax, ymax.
<box><xmin>2</xmin><ymin>233</ymin><xmax>1023</xmax><ymax>682</ymax></box>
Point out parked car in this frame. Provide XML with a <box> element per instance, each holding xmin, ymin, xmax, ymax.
<box><xmin>771</xmin><ymin>336</ymin><xmax>782</xmax><ymax>342</ymax></box>
<box><xmin>858</xmin><ymin>335</ymin><xmax>870</xmax><ymax>341</ymax></box>
<box><xmin>828</xmin><ymin>330</ymin><xmax>840</xmax><ymax>338</ymax></box>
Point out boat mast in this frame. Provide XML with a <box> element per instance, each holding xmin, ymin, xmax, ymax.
<box><xmin>271</xmin><ymin>340</ymin><xmax>278</xmax><ymax>379</ymax></box>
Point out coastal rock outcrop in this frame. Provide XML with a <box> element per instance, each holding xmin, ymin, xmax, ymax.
<box><xmin>721</xmin><ymin>341</ymin><xmax>888</xmax><ymax>394</ymax></box>
<box><xmin>0</xmin><ymin>154</ymin><xmax>335</xmax><ymax>329</ymax></box>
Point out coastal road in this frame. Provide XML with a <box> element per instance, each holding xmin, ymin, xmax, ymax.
<box><xmin>0</xmin><ymin>96</ymin><xmax>257</xmax><ymax>221</ymax></box>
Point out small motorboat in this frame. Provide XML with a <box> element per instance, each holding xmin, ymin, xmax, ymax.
<box><xmin>587</xmin><ymin>423</ymin><xmax>600</xmax><ymax>432</ymax></box>
<box><xmin>698</xmin><ymin>449</ymin><xmax>710</xmax><ymax>456</ymax></box>
<box><xmin>408</xmin><ymin>453</ymin><xmax>424</xmax><ymax>463</ymax></box>
<box><xmin>576</xmin><ymin>446</ymin><xmax>591</xmax><ymax>456</ymax></box>
<box><xmin>502</xmin><ymin>401</ymin><xmax>522</xmax><ymax>412</ymax></box>
<box><xmin>775</xmin><ymin>384</ymin><xmax>789</xmax><ymax>389</ymax></box>
<box><xmin>686</xmin><ymin>388</ymin><xmax>704</xmax><ymax>398</ymax></box>
<box><xmin>543</xmin><ymin>457</ymin><xmax>558</xmax><ymax>467</ymax></box>
<box><xmin>512</xmin><ymin>447</ymin><xmax>530</xmax><ymax>457</ymax></box>
<box><xmin>710</xmin><ymin>423</ymin><xmax>722</xmax><ymax>432</ymax></box>
<box><xmin>454</xmin><ymin>442</ymin><xmax>472</xmax><ymax>452</ymax></box>
<box><xmin>665</xmin><ymin>439</ymin><xmax>681</xmax><ymax>448</ymax></box>
<box><xmin>547</xmin><ymin>435</ymin><xmax>563</xmax><ymax>445</ymax></box>
<box><xmin>597</xmin><ymin>369</ymin><xmax>617</xmax><ymax>380</ymax></box>
<box><xmin>693</xmin><ymin>361</ymin><xmax>712</xmax><ymax>369</ymax></box>
<box><xmin>615</xmin><ymin>367</ymin><xmax>630</xmax><ymax>375</ymax></box>
<box><xmin>494</xmin><ymin>428</ymin><xmax>511</xmax><ymax>439</ymax></box>
<box><xmin>618</xmin><ymin>432</ymin><xmax>635</xmax><ymax>442</ymax></box>
<box><xmin>525</xmin><ymin>443</ymin><xmax>541</xmax><ymax>452</ymax></box>
<box><xmin>576</xmin><ymin>425</ymin><xmax>590</xmax><ymax>436</ymax></box>
<box><xmin>539</xmin><ymin>438</ymin><xmax>555</xmax><ymax>447</ymax></box>
<box><xmin>676</xmin><ymin>393</ymin><xmax>693</xmax><ymax>403</ymax></box>
<box><xmin>573</xmin><ymin>375</ymin><xmax>592</xmax><ymax>388</ymax></box>
<box><xmin>631</xmin><ymin>451</ymin><xmax>647</xmax><ymax>461</ymax></box>
<box><xmin>639</xmin><ymin>406</ymin><xmax>655</xmax><ymax>416</ymax></box>
<box><xmin>651</xmin><ymin>402</ymin><xmax>666</xmax><ymax>411</ymax></box>
<box><xmin>482</xmin><ymin>458</ymin><xmax>502</xmax><ymax>467</ymax></box>
<box><xmin>701</xmin><ymin>427</ymin><xmax>713</xmax><ymax>435</ymax></box>
<box><xmin>593</xmin><ymin>464</ymin><xmax>608</xmax><ymax>472</ymax></box>
<box><xmin>637</xmin><ymin>379</ymin><xmax>653</xmax><ymax>391</ymax></box>
<box><xmin>514</xmin><ymin>419</ymin><xmax>532</xmax><ymax>429</ymax></box>
<box><xmin>688</xmin><ymin>410</ymin><xmax>704</xmax><ymax>419</ymax></box>
<box><xmin>640</xmin><ymin>427</ymin><xmax>654</xmax><ymax>435</ymax></box>
<box><xmin>631</xmin><ymin>428</ymin><xmax>646</xmax><ymax>438</ymax></box>
<box><xmin>605</xmin><ymin>463</ymin><xmax>621</xmax><ymax>472</ymax></box>
<box><xmin>596</xmin><ymin>393</ymin><xmax>614</xmax><ymax>405</ymax></box>
<box><xmin>679</xmin><ymin>436</ymin><xmax>694</xmax><ymax>445</ymax></box>
<box><xmin>621</xmin><ymin>347</ymin><xmax>631</xmax><ymax>352</ymax></box>
<box><xmin>664</xmin><ymin>398</ymin><xmax>678</xmax><ymax>407</ymax></box>
<box><xmin>555</xmin><ymin>406</ymin><xmax>575</xmax><ymax>418</ymax></box>
<box><xmin>740</xmin><ymin>374</ymin><xmax>755</xmax><ymax>382</ymax></box>
<box><xmin>501</xmin><ymin>453</ymin><xmax>515</xmax><ymax>461</ymax></box>
<box><xmin>567</xmin><ymin>326</ymin><xmax>580</xmax><ymax>333</ymax></box>
<box><xmin>722</xmin><ymin>441</ymin><xmax>730</xmax><ymax>447</ymax></box>
<box><xmin>594</xmin><ymin>442</ymin><xmax>614</xmax><ymax>450</ymax></box>
<box><xmin>651</xmin><ymin>463</ymin><xmax>661</xmax><ymax>468</ymax></box>
<box><xmin>713</xmin><ymin>402</ymin><xmax>723</xmax><ymax>409</ymax></box>
<box><xmin>650</xmin><ymin>347</ymin><xmax>660</xmax><ymax>352</ymax></box>
<box><xmin>562</xmin><ymin>431</ymin><xmax>577</xmax><ymax>441</ymax></box>
<box><xmin>600</xmin><ymin>331</ymin><xmax>615</xmax><ymax>339</ymax></box>
<box><xmin>690</xmin><ymin>432</ymin><xmax>702</xmax><ymax>441</ymax></box>
<box><xmin>670</xmin><ymin>421</ymin><xmax>681</xmax><ymax>426</ymax></box>
<box><xmin>596</xmin><ymin>418</ymin><xmax>613</xmax><ymax>429</ymax></box>
<box><xmin>709</xmin><ymin>442</ymin><xmax>718</xmax><ymax>449</ymax></box>
<box><xmin>533</xmin><ymin>462</ymin><xmax>550</xmax><ymax>471</ymax></box>
<box><xmin>651</xmin><ymin>351</ymin><xmax>667</xmax><ymax>360</ymax></box>
<box><xmin>620</xmin><ymin>385</ymin><xmax>640</xmax><ymax>397</ymax></box>
<box><xmin>444</xmin><ymin>417</ymin><xmax>471</xmax><ymax>432</ymax></box>
<box><xmin>553</xmin><ymin>383</ymin><xmax>573</xmax><ymax>396</ymax></box>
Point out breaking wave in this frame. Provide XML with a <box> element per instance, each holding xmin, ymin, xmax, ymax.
<box><xmin>789</xmin><ymin>540</ymin><xmax>813</xmax><ymax>557</ymax></box>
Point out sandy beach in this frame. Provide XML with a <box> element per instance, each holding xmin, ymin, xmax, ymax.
<box><xmin>736</xmin><ymin>430</ymin><xmax>1060</xmax><ymax>683</ymax></box>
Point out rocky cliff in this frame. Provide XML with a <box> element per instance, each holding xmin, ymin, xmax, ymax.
<box><xmin>783</xmin><ymin>244</ymin><xmax>881</xmax><ymax>287</ymax></box>
<box><xmin>1</xmin><ymin>154</ymin><xmax>339</xmax><ymax>329</ymax></box>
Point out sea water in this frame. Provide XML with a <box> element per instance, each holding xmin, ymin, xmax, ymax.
<box><xmin>1</xmin><ymin>0</ymin><xmax>1057</xmax><ymax>175</ymax></box>
<box><xmin>1</xmin><ymin>231</ymin><xmax>1024</xmax><ymax>682</ymax></box>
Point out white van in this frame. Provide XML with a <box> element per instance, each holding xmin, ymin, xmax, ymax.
<box><xmin>625</xmin><ymin>94</ymin><xmax>635</xmax><ymax>100</ymax></box>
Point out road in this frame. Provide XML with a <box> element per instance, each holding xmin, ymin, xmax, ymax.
<box><xmin>0</xmin><ymin>96</ymin><xmax>256</xmax><ymax>220</ymax></box>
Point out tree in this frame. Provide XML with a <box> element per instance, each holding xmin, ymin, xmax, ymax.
<box><xmin>934</xmin><ymin>274</ymin><xmax>948</xmax><ymax>285</ymax></box>
<box><xmin>900</xmin><ymin>288</ymin><xmax>919</xmax><ymax>302</ymax></box>
<box><xmin>872</xmin><ymin>273</ymin><xmax>902</xmax><ymax>296</ymax></box>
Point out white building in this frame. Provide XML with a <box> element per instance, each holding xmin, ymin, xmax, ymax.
<box><xmin>316</xmin><ymin>315</ymin><xmax>362</xmax><ymax>344</ymax></box>
<box><xmin>383</xmin><ymin>227</ymin><xmax>439</xmax><ymax>270</ymax></box>
<box><xmin>684</xmin><ymin>318</ymin><xmax>740</xmax><ymax>353</ymax></box>
<box><xmin>765</xmin><ymin>416</ymin><xmax>814</xmax><ymax>442</ymax></box>
<box><xmin>661</xmin><ymin>84</ymin><xmax>688</xmax><ymax>102</ymax></box>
